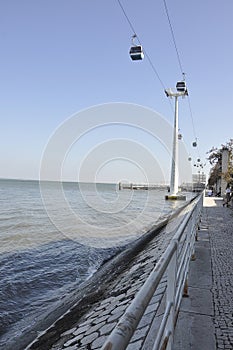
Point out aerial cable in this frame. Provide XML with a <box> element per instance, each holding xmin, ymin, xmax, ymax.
<box><xmin>163</xmin><ymin>0</ymin><xmax>184</xmax><ymax>76</ymax></box>
<box><xmin>187</xmin><ymin>95</ymin><xmax>201</xmax><ymax>161</ymax></box>
<box><xmin>117</xmin><ymin>0</ymin><xmax>136</xmax><ymax>37</ymax></box>
<box><xmin>117</xmin><ymin>0</ymin><xmax>167</xmax><ymax>91</ymax></box>
<box><xmin>187</xmin><ymin>96</ymin><xmax>198</xmax><ymax>143</ymax></box>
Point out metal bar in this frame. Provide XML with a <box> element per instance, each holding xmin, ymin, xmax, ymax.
<box><xmin>165</xmin><ymin>249</ymin><xmax>177</xmax><ymax>350</ymax></box>
<box><xmin>152</xmin><ymin>302</ymin><xmax>173</xmax><ymax>350</ymax></box>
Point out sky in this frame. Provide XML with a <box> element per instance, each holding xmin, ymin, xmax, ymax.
<box><xmin>1</xmin><ymin>0</ymin><xmax>233</xmax><ymax>184</ymax></box>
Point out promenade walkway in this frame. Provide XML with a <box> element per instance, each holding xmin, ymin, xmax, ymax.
<box><xmin>174</xmin><ymin>196</ymin><xmax>233</xmax><ymax>350</ymax></box>
<box><xmin>8</xmin><ymin>195</ymin><xmax>233</xmax><ymax>350</ymax></box>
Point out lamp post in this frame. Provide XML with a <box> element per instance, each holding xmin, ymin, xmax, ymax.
<box><xmin>165</xmin><ymin>85</ymin><xmax>188</xmax><ymax>200</ymax></box>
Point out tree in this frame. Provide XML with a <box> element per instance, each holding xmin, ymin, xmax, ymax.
<box><xmin>208</xmin><ymin>164</ymin><xmax>221</xmax><ymax>187</ymax></box>
<box><xmin>207</xmin><ymin>139</ymin><xmax>233</xmax><ymax>186</ymax></box>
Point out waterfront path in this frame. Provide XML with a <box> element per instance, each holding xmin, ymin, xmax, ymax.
<box><xmin>174</xmin><ymin>196</ymin><xmax>233</xmax><ymax>350</ymax></box>
<box><xmin>10</xmin><ymin>195</ymin><xmax>233</xmax><ymax>350</ymax></box>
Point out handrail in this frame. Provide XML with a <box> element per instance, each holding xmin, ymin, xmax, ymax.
<box><xmin>101</xmin><ymin>192</ymin><xmax>203</xmax><ymax>350</ymax></box>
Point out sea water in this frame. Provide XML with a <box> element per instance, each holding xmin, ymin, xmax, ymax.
<box><xmin>0</xmin><ymin>178</ymin><xmax>192</xmax><ymax>345</ymax></box>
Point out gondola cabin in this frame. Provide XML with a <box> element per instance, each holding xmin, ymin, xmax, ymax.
<box><xmin>176</xmin><ymin>81</ymin><xmax>187</xmax><ymax>93</ymax></box>
<box><xmin>129</xmin><ymin>45</ymin><xmax>144</xmax><ymax>60</ymax></box>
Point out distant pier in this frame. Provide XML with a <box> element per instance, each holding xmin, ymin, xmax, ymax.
<box><xmin>119</xmin><ymin>181</ymin><xmax>206</xmax><ymax>193</ymax></box>
<box><xmin>118</xmin><ymin>182</ymin><xmax>168</xmax><ymax>190</ymax></box>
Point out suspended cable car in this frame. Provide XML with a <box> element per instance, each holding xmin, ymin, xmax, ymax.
<box><xmin>129</xmin><ymin>34</ymin><xmax>144</xmax><ymax>61</ymax></box>
<box><xmin>176</xmin><ymin>81</ymin><xmax>187</xmax><ymax>94</ymax></box>
<box><xmin>129</xmin><ymin>46</ymin><xmax>144</xmax><ymax>60</ymax></box>
<box><xmin>176</xmin><ymin>81</ymin><xmax>186</xmax><ymax>91</ymax></box>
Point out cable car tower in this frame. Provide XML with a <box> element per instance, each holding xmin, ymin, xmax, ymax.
<box><xmin>165</xmin><ymin>78</ymin><xmax>188</xmax><ymax>200</ymax></box>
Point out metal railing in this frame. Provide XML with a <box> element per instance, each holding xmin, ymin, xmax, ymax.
<box><xmin>101</xmin><ymin>193</ymin><xmax>203</xmax><ymax>350</ymax></box>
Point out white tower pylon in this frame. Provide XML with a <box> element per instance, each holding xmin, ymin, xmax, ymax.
<box><xmin>165</xmin><ymin>85</ymin><xmax>188</xmax><ymax>200</ymax></box>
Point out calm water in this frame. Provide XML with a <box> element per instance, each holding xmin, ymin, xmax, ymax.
<box><xmin>0</xmin><ymin>179</ymin><xmax>191</xmax><ymax>346</ymax></box>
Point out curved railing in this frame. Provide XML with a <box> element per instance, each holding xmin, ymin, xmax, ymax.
<box><xmin>101</xmin><ymin>193</ymin><xmax>203</xmax><ymax>350</ymax></box>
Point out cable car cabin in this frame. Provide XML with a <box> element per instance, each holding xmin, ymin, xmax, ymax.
<box><xmin>129</xmin><ymin>46</ymin><xmax>144</xmax><ymax>60</ymax></box>
<box><xmin>176</xmin><ymin>81</ymin><xmax>187</xmax><ymax>94</ymax></box>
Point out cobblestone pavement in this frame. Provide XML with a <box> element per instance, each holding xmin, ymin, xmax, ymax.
<box><xmin>206</xmin><ymin>198</ymin><xmax>233</xmax><ymax>349</ymax></box>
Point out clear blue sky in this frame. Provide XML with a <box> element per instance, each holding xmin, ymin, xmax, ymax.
<box><xmin>1</xmin><ymin>0</ymin><xmax>233</xmax><ymax>183</ymax></box>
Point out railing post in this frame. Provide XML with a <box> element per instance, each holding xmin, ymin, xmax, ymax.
<box><xmin>165</xmin><ymin>240</ymin><xmax>178</xmax><ymax>350</ymax></box>
<box><xmin>186</xmin><ymin>209</ymin><xmax>196</xmax><ymax>296</ymax></box>
<box><xmin>183</xmin><ymin>277</ymin><xmax>189</xmax><ymax>297</ymax></box>
<box><xmin>191</xmin><ymin>213</ymin><xmax>197</xmax><ymax>261</ymax></box>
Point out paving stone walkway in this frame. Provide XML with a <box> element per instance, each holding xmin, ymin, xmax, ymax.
<box><xmin>207</xmin><ymin>198</ymin><xmax>233</xmax><ymax>349</ymax></box>
<box><xmin>174</xmin><ymin>196</ymin><xmax>233</xmax><ymax>350</ymax></box>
